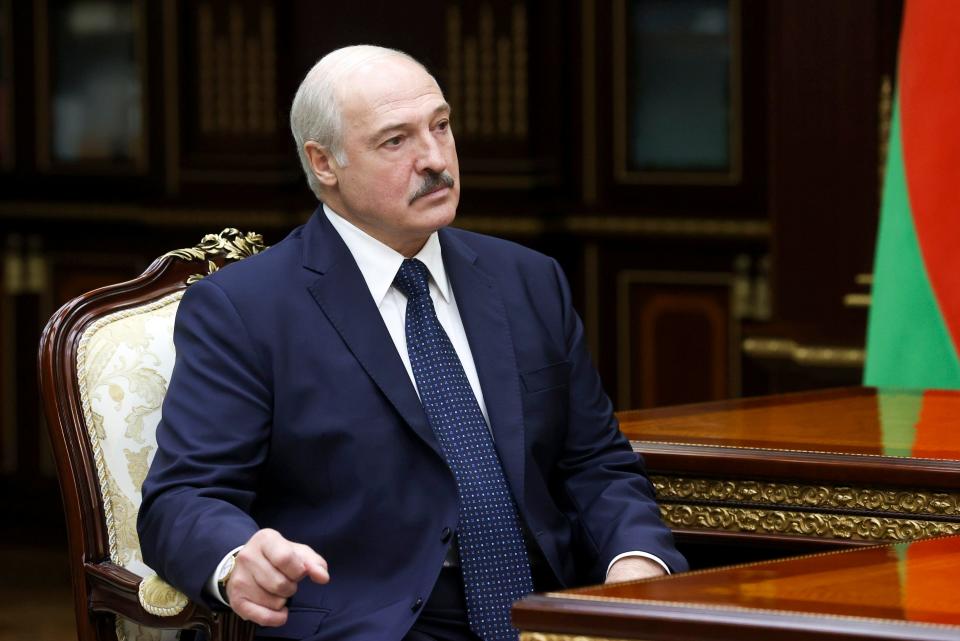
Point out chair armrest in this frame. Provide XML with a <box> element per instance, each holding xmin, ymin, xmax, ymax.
<box><xmin>85</xmin><ymin>561</ymin><xmax>255</xmax><ymax>640</ymax></box>
<box><xmin>138</xmin><ymin>574</ymin><xmax>189</xmax><ymax>617</ymax></box>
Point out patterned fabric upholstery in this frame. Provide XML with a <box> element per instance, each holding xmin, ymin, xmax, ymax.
<box><xmin>76</xmin><ymin>291</ymin><xmax>185</xmax><ymax>641</ymax></box>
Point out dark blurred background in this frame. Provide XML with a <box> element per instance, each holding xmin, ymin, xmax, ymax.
<box><xmin>0</xmin><ymin>0</ymin><xmax>902</xmax><ymax>637</ymax></box>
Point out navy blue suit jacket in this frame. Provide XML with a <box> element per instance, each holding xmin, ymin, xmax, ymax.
<box><xmin>138</xmin><ymin>208</ymin><xmax>686</xmax><ymax>640</ymax></box>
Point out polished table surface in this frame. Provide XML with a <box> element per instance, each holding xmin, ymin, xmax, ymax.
<box><xmin>614</xmin><ymin>388</ymin><xmax>960</xmax><ymax>546</ymax></box>
<box><xmin>619</xmin><ymin>387</ymin><xmax>960</xmax><ymax>461</ymax></box>
<box><xmin>514</xmin><ymin>535</ymin><xmax>960</xmax><ymax>640</ymax></box>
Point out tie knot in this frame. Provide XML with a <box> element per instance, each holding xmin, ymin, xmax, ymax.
<box><xmin>394</xmin><ymin>258</ymin><xmax>431</xmax><ymax>299</ymax></box>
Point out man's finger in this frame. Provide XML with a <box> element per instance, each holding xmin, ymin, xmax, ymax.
<box><xmin>304</xmin><ymin>558</ymin><xmax>330</xmax><ymax>584</ymax></box>
<box><xmin>293</xmin><ymin>544</ymin><xmax>330</xmax><ymax>584</ymax></box>
<box><xmin>235</xmin><ymin>543</ymin><xmax>299</xmax><ymax>597</ymax></box>
<box><xmin>232</xmin><ymin>596</ymin><xmax>288</xmax><ymax>628</ymax></box>
<box><xmin>249</xmin><ymin>561</ymin><xmax>299</xmax><ymax>598</ymax></box>
<box><xmin>228</xmin><ymin>574</ymin><xmax>290</xmax><ymax>610</ymax></box>
<box><xmin>262</xmin><ymin>541</ymin><xmax>310</xmax><ymax>582</ymax></box>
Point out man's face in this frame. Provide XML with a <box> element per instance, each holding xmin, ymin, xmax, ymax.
<box><xmin>324</xmin><ymin>56</ymin><xmax>460</xmax><ymax>257</ymax></box>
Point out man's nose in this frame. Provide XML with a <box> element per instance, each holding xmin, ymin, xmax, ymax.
<box><xmin>415</xmin><ymin>134</ymin><xmax>447</xmax><ymax>174</ymax></box>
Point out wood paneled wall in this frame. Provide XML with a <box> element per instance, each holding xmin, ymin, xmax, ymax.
<box><xmin>0</xmin><ymin>1</ymin><xmax>903</xmax><ymax>528</ymax></box>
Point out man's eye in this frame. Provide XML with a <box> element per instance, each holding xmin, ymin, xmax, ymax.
<box><xmin>384</xmin><ymin>136</ymin><xmax>403</xmax><ymax>147</ymax></box>
<box><xmin>436</xmin><ymin>120</ymin><xmax>450</xmax><ymax>132</ymax></box>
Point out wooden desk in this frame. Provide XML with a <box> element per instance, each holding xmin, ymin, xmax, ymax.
<box><xmin>514</xmin><ymin>534</ymin><xmax>960</xmax><ymax>641</ymax></box>
<box><xmin>619</xmin><ymin>388</ymin><xmax>960</xmax><ymax>548</ymax></box>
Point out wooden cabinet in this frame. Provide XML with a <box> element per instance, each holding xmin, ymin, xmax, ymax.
<box><xmin>0</xmin><ymin>1</ymin><xmax>906</xmax><ymax>534</ymax></box>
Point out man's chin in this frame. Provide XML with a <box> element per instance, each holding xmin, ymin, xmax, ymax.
<box><xmin>427</xmin><ymin>208</ymin><xmax>457</xmax><ymax>231</ymax></box>
<box><xmin>412</xmin><ymin>197</ymin><xmax>458</xmax><ymax>226</ymax></box>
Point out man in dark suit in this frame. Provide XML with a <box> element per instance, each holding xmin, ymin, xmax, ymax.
<box><xmin>138</xmin><ymin>45</ymin><xmax>686</xmax><ymax>641</ymax></box>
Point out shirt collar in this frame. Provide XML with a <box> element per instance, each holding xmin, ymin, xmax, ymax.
<box><xmin>323</xmin><ymin>203</ymin><xmax>451</xmax><ymax>306</ymax></box>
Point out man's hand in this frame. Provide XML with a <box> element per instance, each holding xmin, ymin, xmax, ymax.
<box><xmin>604</xmin><ymin>556</ymin><xmax>666</xmax><ymax>584</ymax></box>
<box><xmin>226</xmin><ymin>528</ymin><xmax>330</xmax><ymax>627</ymax></box>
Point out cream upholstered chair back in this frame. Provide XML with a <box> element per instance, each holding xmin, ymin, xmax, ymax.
<box><xmin>39</xmin><ymin>229</ymin><xmax>263</xmax><ymax>641</ymax></box>
<box><xmin>78</xmin><ymin>290</ymin><xmax>184</xmax><ymax>641</ymax></box>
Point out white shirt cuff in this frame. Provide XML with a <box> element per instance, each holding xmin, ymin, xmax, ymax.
<box><xmin>606</xmin><ymin>551</ymin><xmax>671</xmax><ymax>578</ymax></box>
<box><xmin>206</xmin><ymin>545</ymin><xmax>245</xmax><ymax>606</ymax></box>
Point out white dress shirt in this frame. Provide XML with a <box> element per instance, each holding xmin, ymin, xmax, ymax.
<box><xmin>207</xmin><ymin>205</ymin><xmax>667</xmax><ymax>604</ymax></box>
<box><xmin>322</xmin><ymin>205</ymin><xmax>491</xmax><ymax>424</ymax></box>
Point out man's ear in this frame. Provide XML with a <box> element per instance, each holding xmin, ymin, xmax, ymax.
<box><xmin>304</xmin><ymin>142</ymin><xmax>339</xmax><ymax>187</ymax></box>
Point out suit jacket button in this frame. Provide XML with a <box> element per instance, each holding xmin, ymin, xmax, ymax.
<box><xmin>411</xmin><ymin>597</ymin><xmax>424</xmax><ymax>612</ymax></box>
<box><xmin>441</xmin><ymin>527</ymin><xmax>452</xmax><ymax>543</ymax></box>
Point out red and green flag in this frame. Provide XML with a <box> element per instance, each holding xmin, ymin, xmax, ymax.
<box><xmin>864</xmin><ymin>0</ymin><xmax>960</xmax><ymax>389</ymax></box>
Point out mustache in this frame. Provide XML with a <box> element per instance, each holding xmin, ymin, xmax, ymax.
<box><xmin>409</xmin><ymin>171</ymin><xmax>455</xmax><ymax>204</ymax></box>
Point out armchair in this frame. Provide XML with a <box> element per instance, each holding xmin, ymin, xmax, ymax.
<box><xmin>38</xmin><ymin>229</ymin><xmax>264</xmax><ymax>641</ymax></box>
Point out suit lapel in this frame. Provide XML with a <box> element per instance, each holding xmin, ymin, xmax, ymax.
<box><xmin>302</xmin><ymin>211</ymin><xmax>443</xmax><ymax>459</ymax></box>
<box><xmin>440</xmin><ymin>230</ymin><xmax>527</xmax><ymax>512</ymax></box>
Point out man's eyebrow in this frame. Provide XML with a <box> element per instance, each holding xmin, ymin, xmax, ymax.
<box><xmin>368</xmin><ymin>103</ymin><xmax>452</xmax><ymax>143</ymax></box>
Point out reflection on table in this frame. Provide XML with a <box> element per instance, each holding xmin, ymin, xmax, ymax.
<box><xmin>514</xmin><ymin>534</ymin><xmax>960</xmax><ymax>640</ymax></box>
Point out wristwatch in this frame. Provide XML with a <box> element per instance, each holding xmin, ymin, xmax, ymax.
<box><xmin>216</xmin><ymin>550</ymin><xmax>240</xmax><ymax>604</ymax></box>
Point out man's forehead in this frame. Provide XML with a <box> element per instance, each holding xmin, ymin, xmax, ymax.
<box><xmin>340</xmin><ymin>60</ymin><xmax>446</xmax><ymax>123</ymax></box>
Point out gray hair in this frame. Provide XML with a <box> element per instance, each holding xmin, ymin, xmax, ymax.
<box><xmin>290</xmin><ymin>45</ymin><xmax>427</xmax><ymax>199</ymax></box>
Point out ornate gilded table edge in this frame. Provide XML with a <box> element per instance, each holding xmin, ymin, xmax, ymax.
<box><xmin>658</xmin><ymin>503</ymin><xmax>960</xmax><ymax>542</ymax></box>
<box><xmin>650</xmin><ymin>475</ymin><xmax>960</xmax><ymax>519</ymax></box>
<box><xmin>520</xmin><ymin>634</ymin><xmax>638</xmax><ymax>641</ymax></box>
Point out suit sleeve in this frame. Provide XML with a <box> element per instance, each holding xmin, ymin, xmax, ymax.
<box><xmin>549</xmin><ymin>259</ymin><xmax>689</xmax><ymax>582</ymax></box>
<box><xmin>137</xmin><ymin>278</ymin><xmax>269</xmax><ymax>605</ymax></box>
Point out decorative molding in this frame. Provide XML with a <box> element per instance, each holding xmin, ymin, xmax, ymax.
<box><xmin>565</xmin><ymin>216</ymin><xmax>770</xmax><ymax>238</ymax></box>
<box><xmin>521</xmin><ymin>635</ymin><xmax>633</xmax><ymax>641</ymax></box>
<box><xmin>163</xmin><ymin>0</ymin><xmax>181</xmax><ymax>195</ymax></box>
<box><xmin>512</xmin><ymin>2</ymin><xmax>528</xmax><ymax>137</ymax></box>
<box><xmin>497</xmin><ymin>36</ymin><xmax>512</xmax><ymax>136</ymax></box>
<box><xmin>651</xmin><ymin>476</ymin><xmax>960</xmax><ymax>518</ymax></box>
<box><xmin>464</xmin><ymin>36</ymin><xmax>479</xmax><ymax>135</ymax></box>
<box><xmin>0</xmin><ymin>201</ymin><xmax>772</xmax><ymax>240</ymax></box>
<box><xmin>1</xmin><ymin>235</ymin><xmax>16</xmax><ymax>473</ymax></box>
<box><xmin>479</xmin><ymin>3</ymin><xmax>495</xmax><ymax>137</ymax></box>
<box><xmin>448</xmin><ymin>2</ymin><xmax>527</xmax><ymax>140</ymax></box>
<box><xmin>843</xmin><ymin>293</ymin><xmax>871</xmax><ymax>308</ymax></box>
<box><xmin>33</xmin><ymin>0</ymin><xmax>50</xmax><ymax>169</ymax></box>
<box><xmin>197</xmin><ymin>2</ymin><xmax>215</xmax><ymax>133</ymax></box>
<box><xmin>616</xmin><ymin>271</ymin><xmax>737</xmax><ymax>408</ymax></box>
<box><xmin>164</xmin><ymin>228</ymin><xmax>266</xmax><ymax>283</ymax></box>
<box><xmin>742</xmin><ymin>337</ymin><xmax>865</xmax><ymax>367</ymax></box>
<box><xmin>659</xmin><ymin>503</ymin><xmax>960</xmax><ymax>542</ymax></box>
<box><xmin>454</xmin><ymin>215</ymin><xmax>543</xmax><ymax>235</ymax></box>
<box><xmin>229</xmin><ymin>4</ymin><xmax>244</xmax><ymax>132</ymax></box>
<box><xmin>196</xmin><ymin>1</ymin><xmax>276</xmax><ymax>136</ymax></box>
<box><xmin>0</xmin><ymin>201</ymin><xmax>306</xmax><ymax>228</ymax></box>
<box><xmin>260</xmin><ymin>4</ymin><xmax>276</xmax><ymax>134</ymax></box>
<box><xmin>581</xmin><ymin>0</ymin><xmax>597</xmax><ymax>204</ymax></box>
<box><xmin>584</xmin><ymin>243</ymin><xmax>600</xmax><ymax>360</ymax></box>
<box><xmin>877</xmin><ymin>74</ymin><xmax>893</xmax><ymax>203</ymax></box>
<box><xmin>0</xmin><ymin>0</ymin><xmax>12</xmax><ymax>170</ymax></box>
<box><xmin>111</xmin><ymin>0</ymin><xmax>148</xmax><ymax>168</ymax></box>
<box><xmin>446</xmin><ymin>5</ymin><xmax>462</xmax><ymax>126</ymax></box>
<box><xmin>460</xmin><ymin>174</ymin><xmax>540</xmax><ymax>189</ymax></box>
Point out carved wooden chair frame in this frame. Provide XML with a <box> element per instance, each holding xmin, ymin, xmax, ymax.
<box><xmin>39</xmin><ymin>229</ymin><xmax>263</xmax><ymax>641</ymax></box>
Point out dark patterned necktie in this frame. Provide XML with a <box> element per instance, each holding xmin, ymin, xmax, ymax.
<box><xmin>394</xmin><ymin>258</ymin><xmax>533</xmax><ymax>641</ymax></box>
